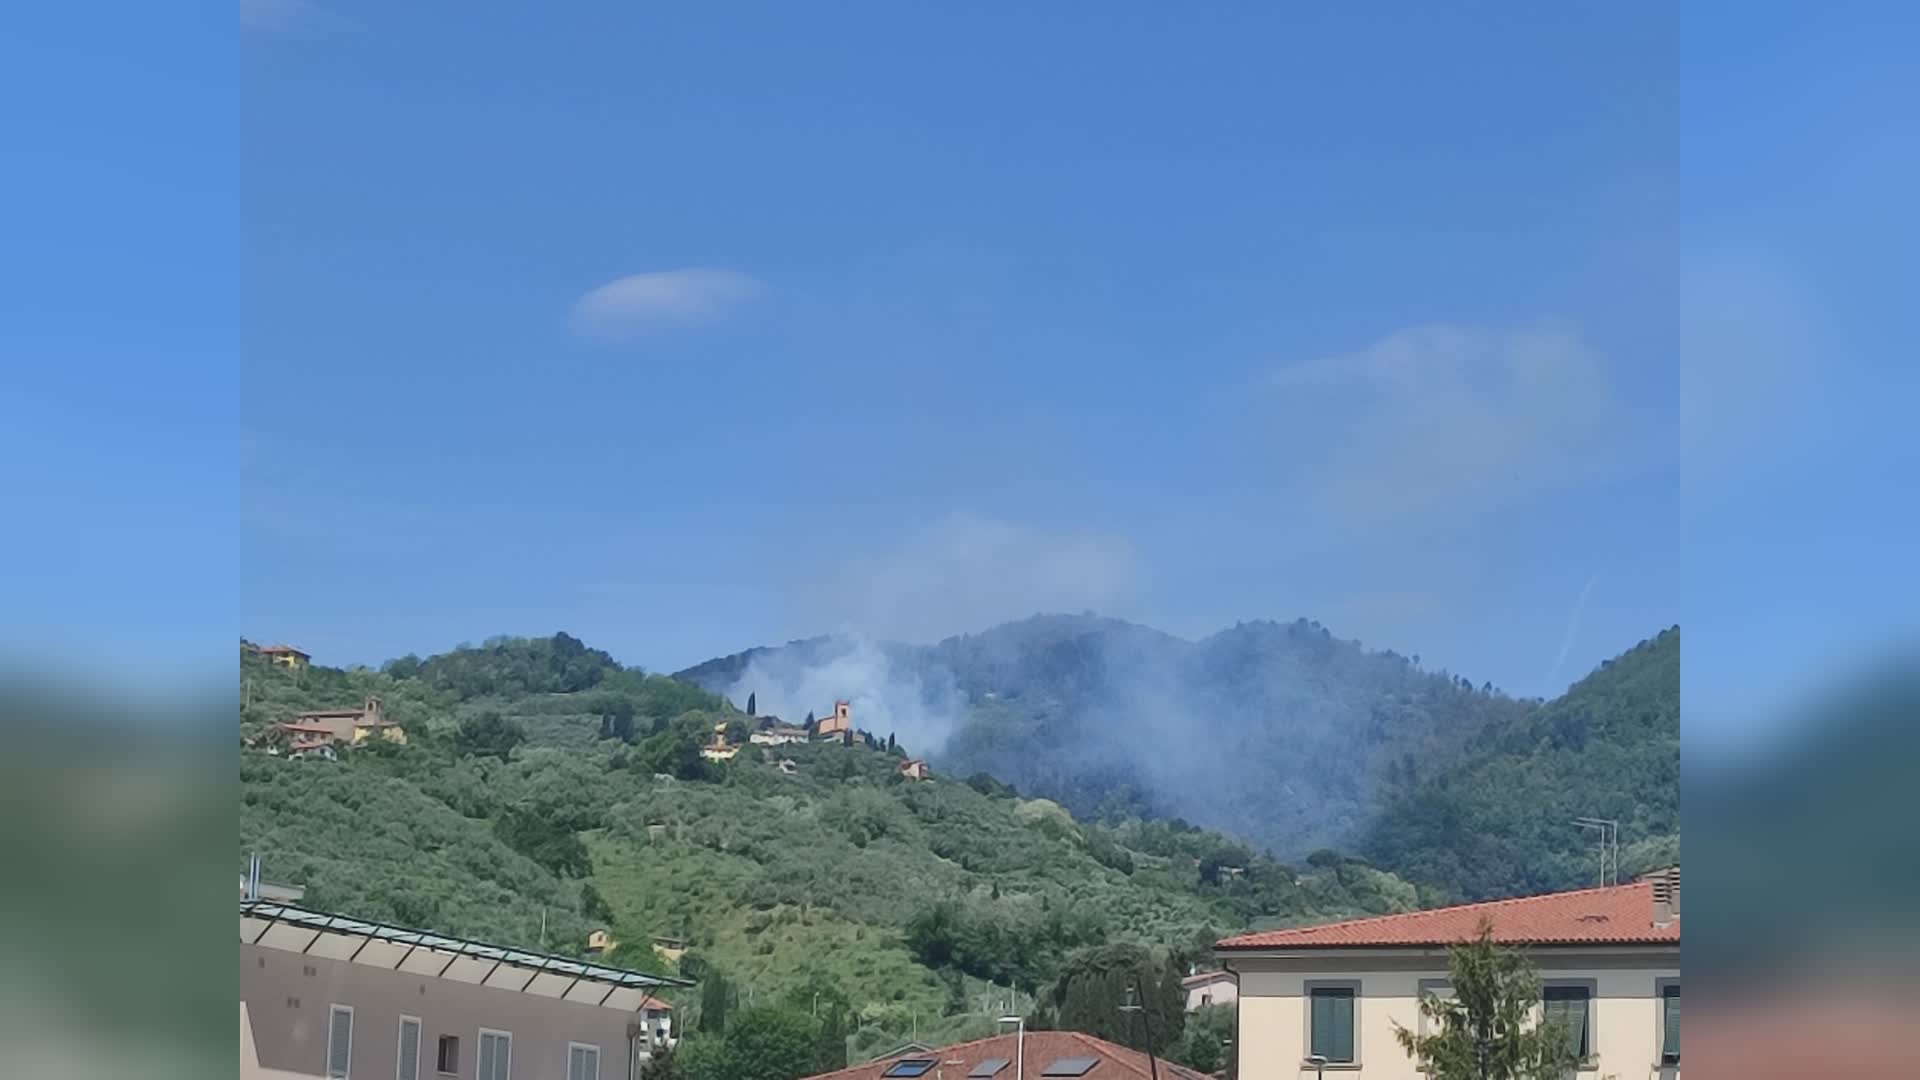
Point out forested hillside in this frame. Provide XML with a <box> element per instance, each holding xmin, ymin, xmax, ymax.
<box><xmin>238</xmin><ymin>636</ymin><xmax>1420</xmax><ymax>1064</ymax></box>
<box><xmin>1360</xmin><ymin>627</ymin><xmax>1682</xmax><ymax>899</ymax></box>
<box><xmin>679</xmin><ymin>616</ymin><xmax>1681</xmax><ymax>898</ymax></box>
<box><xmin>681</xmin><ymin>615</ymin><xmax>1538</xmax><ymax>859</ymax></box>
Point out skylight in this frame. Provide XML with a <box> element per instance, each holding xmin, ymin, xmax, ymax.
<box><xmin>884</xmin><ymin>1061</ymin><xmax>937</xmax><ymax>1078</ymax></box>
<box><xmin>969</xmin><ymin>1060</ymin><xmax>1011</xmax><ymax>1078</ymax></box>
<box><xmin>1041</xmin><ymin>1059</ymin><xmax>1098</xmax><ymax>1077</ymax></box>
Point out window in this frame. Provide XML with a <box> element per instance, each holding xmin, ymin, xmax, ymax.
<box><xmin>568</xmin><ymin>1043</ymin><xmax>600</xmax><ymax>1080</ymax></box>
<box><xmin>883</xmin><ymin>1060</ymin><xmax>936</xmax><ymax>1078</ymax></box>
<box><xmin>1658</xmin><ymin>981</ymin><xmax>1680</xmax><ymax>1065</ymax></box>
<box><xmin>397</xmin><ymin>1016</ymin><xmax>421</xmax><ymax>1080</ymax></box>
<box><xmin>327</xmin><ymin>1005</ymin><xmax>354</xmax><ymax>1080</ymax></box>
<box><xmin>477</xmin><ymin>1029</ymin><xmax>512</xmax><ymax>1080</ymax></box>
<box><xmin>1308</xmin><ymin>984</ymin><xmax>1357</xmax><ymax>1064</ymax></box>
<box><xmin>1543</xmin><ymin>984</ymin><xmax>1593</xmax><ymax>1062</ymax></box>
<box><xmin>437</xmin><ymin>1036</ymin><xmax>460</xmax><ymax>1075</ymax></box>
<box><xmin>1415</xmin><ymin>979</ymin><xmax>1454</xmax><ymax>1043</ymax></box>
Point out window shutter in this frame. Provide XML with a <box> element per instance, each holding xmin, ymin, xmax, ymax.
<box><xmin>327</xmin><ymin>1008</ymin><xmax>352</xmax><ymax>1079</ymax></box>
<box><xmin>398</xmin><ymin>1019</ymin><xmax>420</xmax><ymax>1080</ymax></box>
<box><xmin>1331</xmin><ymin>991</ymin><xmax>1355</xmax><ymax>1063</ymax></box>
<box><xmin>1310</xmin><ymin>988</ymin><xmax>1355</xmax><ymax>1063</ymax></box>
<box><xmin>1662</xmin><ymin>986</ymin><xmax>1680</xmax><ymax>1061</ymax></box>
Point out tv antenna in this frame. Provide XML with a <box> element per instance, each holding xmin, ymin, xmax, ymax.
<box><xmin>1572</xmin><ymin>817</ymin><xmax>1619</xmax><ymax>886</ymax></box>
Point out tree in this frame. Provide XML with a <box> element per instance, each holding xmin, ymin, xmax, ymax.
<box><xmin>747</xmin><ymin>693</ymin><xmax>756</xmax><ymax>717</ymax></box>
<box><xmin>1045</xmin><ymin>943</ymin><xmax>1184</xmax><ymax>1055</ymax></box>
<box><xmin>1170</xmin><ymin>1004</ymin><xmax>1234</xmax><ymax>1075</ymax></box>
<box><xmin>1392</xmin><ymin>921</ymin><xmax>1582</xmax><ymax>1080</ymax></box>
<box><xmin>803</xmin><ymin>711</ymin><xmax>815</xmax><ymax>731</ymax></box>
<box><xmin>699</xmin><ymin>967</ymin><xmax>737</xmax><ymax>1034</ymax></box>
<box><xmin>455</xmin><ymin>709</ymin><xmax>525</xmax><ymax>761</ymax></box>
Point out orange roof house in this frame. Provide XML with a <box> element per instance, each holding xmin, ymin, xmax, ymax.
<box><xmin>247</xmin><ymin>643</ymin><xmax>311</xmax><ymax>671</ymax></box>
<box><xmin>1216</xmin><ymin>872</ymin><xmax>1680</xmax><ymax>1079</ymax></box>
<box><xmin>799</xmin><ymin>1030</ymin><xmax>1212</xmax><ymax>1080</ymax></box>
<box><xmin>896</xmin><ymin>758</ymin><xmax>931</xmax><ymax>781</ymax></box>
<box><xmin>289</xmin><ymin>696</ymin><xmax>407</xmax><ymax>747</ymax></box>
<box><xmin>1215</xmin><ymin>877</ymin><xmax>1680</xmax><ymax>951</ymax></box>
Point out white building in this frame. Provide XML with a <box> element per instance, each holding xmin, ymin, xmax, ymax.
<box><xmin>1217</xmin><ymin>871</ymin><xmax>1679</xmax><ymax>1079</ymax></box>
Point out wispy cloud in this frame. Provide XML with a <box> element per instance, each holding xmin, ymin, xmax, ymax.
<box><xmin>569</xmin><ymin>269</ymin><xmax>762</xmax><ymax>342</ymax></box>
<box><xmin>1263</xmin><ymin>322</ymin><xmax>1633</xmax><ymax>527</ymax></box>
<box><xmin>790</xmin><ymin>512</ymin><xmax>1139</xmax><ymax>644</ymax></box>
<box><xmin>240</xmin><ymin>0</ymin><xmax>334</xmax><ymax>33</ymax></box>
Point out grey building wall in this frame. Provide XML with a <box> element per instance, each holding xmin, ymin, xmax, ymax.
<box><xmin>242</xmin><ymin>942</ymin><xmax>646</xmax><ymax>1080</ymax></box>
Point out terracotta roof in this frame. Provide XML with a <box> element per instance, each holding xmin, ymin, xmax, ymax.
<box><xmin>257</xmin><ymin>645</ymin><xmax>308</xmax><ymax>655</ymax></box>
<box><xmin>1216</xmin><ymin>881</ymin><xmax>1679</xmax><ymax>950</ymax></box>
<box><xmin>800</xmin><ymin>1031</ymin><xmax>1211</xmax><ymax>1080</ymax></box>
<box><xmin>637</xmin><ymin>995</ymin><xmax>672</xmax><ymax>1012</ymax></box>
<box><xmin>1181</xmin><ymin>970</ymin><xmax>1233</xmax><ymax>987</ymax></box>
<box><xmin>278</xmin><ymin>722</ymin><xmax>336</xmax><ymax>733</ymax></box>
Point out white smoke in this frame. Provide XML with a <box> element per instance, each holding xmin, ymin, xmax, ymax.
<box><xmin>719</xmin><ymin>635</ymin><xmax>965</xmax><ymax>756</ymax></box>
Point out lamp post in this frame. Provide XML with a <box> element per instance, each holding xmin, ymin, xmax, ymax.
<box><xmin>997</xmin><ymin>1015</ymin><xmax>1024</xmax><ymax>1080</ymax></box>
<box><xmin>1305</xmin><ymin>1054</ymin><xmax>1327</xmax><ymax>1080</ymax></box>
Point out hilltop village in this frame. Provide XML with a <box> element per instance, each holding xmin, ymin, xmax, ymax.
<box><xmin>242</xmin><ymin>639</ymin><xmax>931</xmax><ymax>781</ymax></box>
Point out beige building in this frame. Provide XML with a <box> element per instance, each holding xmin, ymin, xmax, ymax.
<box><xmin>242</xmin><ymin>900</ymin><xmax>685</xmax><ymax>1080</ymax></box>
<box><xmin>1182</xmin><ymin>969</ymin><xmax>1237</xmax><ymax>1011</ymax></box>
<box><xmin>285</xmin><ymin>696</ymin><xmax>408</xmax><ymax>747</ymax></box>
<box><xmin>1217</xmin><ymin>872</ymin><xmax>1679</xmax><ymax>1079</ymax></box>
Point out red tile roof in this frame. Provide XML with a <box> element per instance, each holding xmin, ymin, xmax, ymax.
<box><xmin>801</xmin><ymin>1031</ymin><xmax>1211</xmax><ymax>1080</ymax></box>
<box><xmin>1181</xmin><ymin>970</ymin><xmax>1233</xmax><ymax>987</ymax></box>
<box><xmin>1216</xmin><ymin>881</ymin><xmax>1678</xmax><ymax>950</ymax></box>
<box><xmin>257</xmin><ymin>645</ymin><xmax>308</xmax><ymax>655</ymax></box>
<box><xmin>278</xmin><ymin>722</ymin><xmax>336</xmax><ymax>733</ymax></box>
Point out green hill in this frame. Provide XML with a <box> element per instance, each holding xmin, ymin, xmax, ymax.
<box><xmin>238</xmin><ymin>636</ymin><xmax>1421</xmax><ymax>1060</ymax></box>
<box><xmin>1359</xmin><ymin>627</ymin><xmax>1681</xmax><ymax>899</ymax></box>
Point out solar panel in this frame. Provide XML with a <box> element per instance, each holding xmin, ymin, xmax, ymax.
<box><xmin>1042</xmin><ymin>1059</ymin><xmax>1098</xmax><ymax>1077</ymax></box>
<box><xmin>969</xmin><ymin>1059</ymin><xmax>1011</xmax><ymax>1078</ymax></box>
<box><xmin>884</xmin><ymin>1061</ymin><xmax>937</xmax><ymax>1078</ymax></box>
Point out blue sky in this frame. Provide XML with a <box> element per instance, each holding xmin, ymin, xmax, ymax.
<box><xmin>238</xmin><ymin>2</ymin><xmax>1682</xmax><ymax>699</ymax></box>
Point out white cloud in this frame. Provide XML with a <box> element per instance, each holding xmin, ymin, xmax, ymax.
<box><xmin>793</xmin><ymin>512</ymin><xmax>1139</xmax><ymax>644</ymax></box>
<box><xmin>569</xmin><ymin>269</ymin><xmax>762</xmax><ymax>341</ymax></box>
<box><xmin>1263</xmin><ymin>322</ymin><xmax>1629</xmax><ymax>526</ymax></box>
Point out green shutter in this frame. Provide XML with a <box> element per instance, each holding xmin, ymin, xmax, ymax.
<box><xmin>1662</xmin><ymin>986</ymin><xmax>1680</xmax><ymax>1061</ymax></box>
<box><xmin>1310</xmin><ymin>988</ymin><xmax>1355</xmax><ymax>1063</ymax></box>
<box><xmin>1544</xmin><ymin>987</ymin><xmax>1590</xmax><ymax>1060</ymax></box>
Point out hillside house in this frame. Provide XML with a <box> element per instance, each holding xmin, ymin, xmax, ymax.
<box><xmin>896</xmin><ymin>758</ymin><xmax>931</xmax><ymax>781</ymax></box>
<box><xmin>815</xmin><ymin>700</ymin><xmax>853</xmax><ymax>739</ymax></box>
<box><xmin>289</xmin><ymin>696</ymin><xmax>406</xmax><ymax>746</ymax></box>
<box><xmin>1217</xmin><ymin>869</ymin><xmax>1680</xmax><ymax>1078</ymax></box>
<box><xmin>1182</xmin><ymin>969</ymin><xmax>1237</xmax><ymax>1011</ymax></box>
<box><xmin>750</xmin><ymin>723</ymin><xmax>810</xmax><ymax>747</ymax></box>
<box><xmin>585</xmin><ymin>929</ymin><xmax>616</xmax><ymax>956</ymax></box>
<box><xmin>249</xmin><ymin>643</ymin><xmax>310</xmax><ymax>672</ymax></box>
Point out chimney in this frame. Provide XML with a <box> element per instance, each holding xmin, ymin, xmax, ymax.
<box><xmin>1648</xmin><ymin>867</ymin><xmax>1680</xmax><ymax>926</ymax></box>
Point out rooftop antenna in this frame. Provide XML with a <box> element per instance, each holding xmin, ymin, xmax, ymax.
<box><xmin>1572</xmin><ymin>818</ymin><xmax>1619</xmax><ymax>885</ymax></box>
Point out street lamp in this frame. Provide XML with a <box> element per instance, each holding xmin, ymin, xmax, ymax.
<box><xmin>1305</xmin><ymin>1053</ymin><xmax>1328</xmax><ymax>1080</ymax></box>
<box><xmin>997</xmin><ymin>1015</ymin><xmax>1024</xmax><ymax>1080</ymax></box>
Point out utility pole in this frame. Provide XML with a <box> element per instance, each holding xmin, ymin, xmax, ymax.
<box><xmin>1121</xmin><ymin>985</ymin><xmax>1160</xmax><ymax>1080</ymax></box>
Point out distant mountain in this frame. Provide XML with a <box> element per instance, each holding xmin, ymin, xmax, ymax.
<box><xmin>676</xmin><ymin>615</ymin><xmax>1681</xmax><ymax>897</ymax></box>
